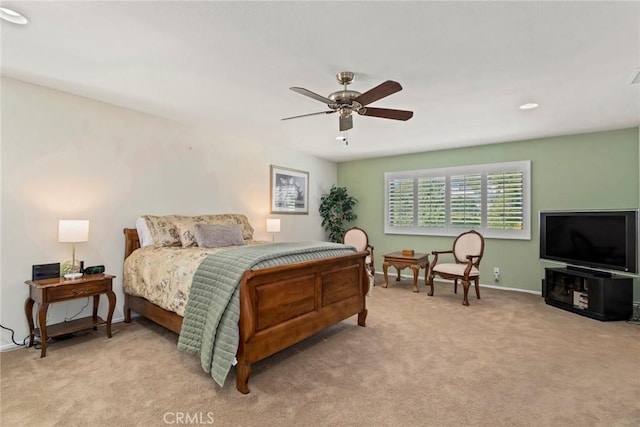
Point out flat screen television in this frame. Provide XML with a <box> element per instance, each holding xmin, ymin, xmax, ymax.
<box><xmin>539</xmin><ymin>210</ymin><xmax>638</xmax><ymax>274</ymax></box>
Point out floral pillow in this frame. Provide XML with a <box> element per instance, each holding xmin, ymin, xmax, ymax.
<box><xmin>143</xmin><ymin>214</ymin><xmax>255</xmax><ymax>248</ymax></box>
<box><xmin>198</xmin><ymin>214</ymin><xmax>254</xmax><ymax>241</ymax></box>
<box><xmin>142</xmin><ymin>215</ymin><xmax>183</xmax><ymax>248</ymax></box>
<box><xmin>229</xmin><ymin>214</ymin><xmax>254</xmax><ymax>241</ymax></box>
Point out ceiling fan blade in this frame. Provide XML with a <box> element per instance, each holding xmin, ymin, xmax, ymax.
<box><xmin>353</xmin><ymin>80</ymin><xmax>403</xmax><ymax>107</ymax></box>
<box><xmin>282</xmin><ymin>110</ymin><xmax>336</xmax><ymax>121</ymax></box>
<box><xmin>339</xmin><ymin>115</ymin><xmax>353</xmax><ymax>131</ymax></box>
<box><xmin>360</xmin><ymin>107</ymin><xmax>413</xmax><ymax>121</ymax></box>
<box><xmin>290</xmin><ymin>87</ymin><xmax>334</xmax><ymax>105</ymax></box>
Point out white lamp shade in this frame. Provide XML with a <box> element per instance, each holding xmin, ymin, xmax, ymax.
<box><xmin>266</xmin><ymin>218</ymin><xmax>281</xmax><ymax>233</ymax></box>
<box><xmin>58</xmin><ymin>220</ymin><xmax>89</xmax><ymax>243</ymax></box>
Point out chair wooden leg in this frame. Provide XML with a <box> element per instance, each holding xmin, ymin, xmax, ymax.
<box><xmin>474</xmin><ymin>277</ymin><xmax>481</xmax><ymax>299</ymax></box>
<box><xmin>462</xmin><ymin>280</ymin><xmax>470</xmax><ymax>306</ymax></box>
<box><xmin>454</xmin><ymin>279</ymin><xmax>458</xmax><ymax>294</ymax></box>
<box><xmin>427</xmin><ymin>272</ymin><xmax>435</xmax><ymax>296</ymax></box>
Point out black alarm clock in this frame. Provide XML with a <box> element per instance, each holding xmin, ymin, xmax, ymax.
<box><xmin>83</xmin><ymin>265</ymin><xmax>105</xmax><ymax>275</ymax></box>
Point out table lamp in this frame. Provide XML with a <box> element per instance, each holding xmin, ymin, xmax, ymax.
<box><xmin>58</xmin><ymin>219</ymin><xmax>89</xmax><ymax>279</ymax></box>
<box><xmin>266</xmin><ymin>218</ymin><xmax>281</xmax><ymax>242</ymax></box>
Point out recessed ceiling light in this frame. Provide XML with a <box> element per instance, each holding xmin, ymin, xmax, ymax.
<box><xmin>0</xmin><ymin>7</ymin><xmax>29</xmax><ymax>25</ymax></box>
<box><xmin>519</xmin><ymin>103</ymin><xmax>539</xmax><ymax>110</ymax></box>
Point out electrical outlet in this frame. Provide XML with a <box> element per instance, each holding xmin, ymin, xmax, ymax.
<box><xmin>493</xmin><ymin>267</ymin><xmax>500</xmax><ymax>281</ymax></box>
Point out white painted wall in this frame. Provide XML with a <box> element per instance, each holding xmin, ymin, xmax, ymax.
<box><xmin>0</xmin><ymin>77</ymin><xmax>337</xmax><ymax>349</ymax></box>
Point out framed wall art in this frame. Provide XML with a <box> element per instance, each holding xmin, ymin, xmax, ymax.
<box><xmin>270</xmin><ymin>165</ymin><xmax>309</xmax><ymax>214</ymax></box>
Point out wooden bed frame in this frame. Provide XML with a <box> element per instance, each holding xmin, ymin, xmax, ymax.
<box><xmin>122</xmin><ymin>228</ymin><xmax>369</xmax><ymax>393</ymax></box>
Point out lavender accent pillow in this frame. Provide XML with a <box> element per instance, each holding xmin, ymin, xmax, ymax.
<box><xmin>194</xmin><ymin>224</ymin><xmax>246</xmax><ymax>248</ymax></box>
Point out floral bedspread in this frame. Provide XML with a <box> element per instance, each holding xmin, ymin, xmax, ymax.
<box><xmin>123</xmin><ymin>241</ymin><xmax>267</xmax><ymax>316</ymax></box>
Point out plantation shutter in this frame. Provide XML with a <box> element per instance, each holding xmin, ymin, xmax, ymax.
<box><xmin>417</xmin><ymin>176</ymin><xmax>446</xmax><ymax>227</ymax></box>
<box><xmin>487</xmin><ymin>171</ymin><xmax>524</xmax><ymax>230</ymax></box>
<box><xmin>388</xmin><ymin>177</ymin><xmax>414</xmax><ymax>227</ymax></box>
<box><xmin>384</xmin><ymin>160</ymin><xmax>530</xmax><ymax>239</ymax></box>
<box><xmin>450</xmin><ymin>174</ymin><xmax>482</xmax><ymax>227</ymax></box>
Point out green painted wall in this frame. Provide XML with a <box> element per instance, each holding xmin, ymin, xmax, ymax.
<box><xmin>338</xmin><ymin>127</ymin><xmax>639</xmax><ymax>297</ymax></box>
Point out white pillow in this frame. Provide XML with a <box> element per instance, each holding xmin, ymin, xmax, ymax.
<box><xmin>135</xmin><ymin>217</ymin><xmax>154</xmax><ymax>247</ymax></box>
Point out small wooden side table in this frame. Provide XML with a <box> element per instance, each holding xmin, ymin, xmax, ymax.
<box><xmin>382</xmin><ymin>252</ymin><xmax>430</xmax><ymax>292</ymax></box>
<box><xmin>24</xmin><ymin>274</ymin><xmax>116</xmax><ymax>357</ymax></box>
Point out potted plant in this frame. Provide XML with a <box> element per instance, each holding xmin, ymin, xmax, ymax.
<box><xmin>319</xmin><ymin>185</ymin><xmax>358</xmax><ymax>242</ymax></box>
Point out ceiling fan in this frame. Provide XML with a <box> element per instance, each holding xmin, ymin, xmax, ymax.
<box><xmin>282</xmin><ymin>71</ymin><xmax>413</xmax><ymax>131</ymax></box>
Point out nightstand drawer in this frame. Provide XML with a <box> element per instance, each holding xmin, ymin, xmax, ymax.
<box><xmin>48</xmin><ymin>280</ymin><xmax>110</xmax><ymax>300</ymax></box>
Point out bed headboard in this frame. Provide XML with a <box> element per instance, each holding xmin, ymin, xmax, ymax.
<box><xmin>123</xmin><ymin>228</ymin><xmax>140</xmax><ymax>260</ymax></box>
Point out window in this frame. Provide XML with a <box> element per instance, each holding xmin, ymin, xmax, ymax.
<box><xmin>385</xmin><ymin>161</ymin><xmax>531</xmax><ymax>239</ymax></box>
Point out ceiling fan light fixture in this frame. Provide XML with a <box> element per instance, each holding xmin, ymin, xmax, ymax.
<box><xmin>519</xmin><ymin>102</ymin><xmax>539</xmax><ymax>110</ymax></box>
<box><xmin>0</xmin><ymin>7</ymin><xmax>29</xmax><ymax>25</ymax></box>
<box><xmin>283</xmin><ymin>72</ymin><xmax>413</xmax><ymax>131</ymax></box>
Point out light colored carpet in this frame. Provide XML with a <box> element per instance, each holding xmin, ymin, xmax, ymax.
<box><xmin>2</xmin><ymin>278</ymin><xmax>639</xmax><ymax>427</ymax></box>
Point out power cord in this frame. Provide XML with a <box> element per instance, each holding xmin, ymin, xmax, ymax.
<box><xmin>8</xmin><ymin>298</ymin><xmax>90</xmax><ymax>349</ymax></box>
<box><xmin>0</xmin><ymin>324</ymin><xmax>28</xmax><ymax>346</ymax></box>
<box><xmin>627</xmin><ymin>304</ymin><xmax>640</xmax><ymax>325</ymax></box>
<box><xmin>65</xmin><ymin>298</ymin><xmax>89</xmax><ymax>321</ymax></box>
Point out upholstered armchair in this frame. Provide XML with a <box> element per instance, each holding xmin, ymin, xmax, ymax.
<box><xmin>343</xmin><ymin>227</ymin><xmax>375</xmax><ymax>276</ymax></box>
<box><xmin>428</xmin><ymin>230</ymin><xmax>485</xmax><ymax>306</ymax></box>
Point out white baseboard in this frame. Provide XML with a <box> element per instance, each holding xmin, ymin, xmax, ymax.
<box><xmin>0</xmin><ymin>315</ymin><xmax>128</xmax><ymax>353</ymax></box>
<box><xmin>480</xmin><ymin>283</ymin><xmax>541</xmax><ymax>295</ymax></box>
<box><xmin>374</xmin><ymin>272</ymin><xmax>542</xmax><ymax>296</ymax></box>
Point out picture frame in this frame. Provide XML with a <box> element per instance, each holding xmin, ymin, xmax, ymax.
<box><xmin>270</xmin><ymin>165</ymin><xmax>309</xmax><ymax>214</ymax></box>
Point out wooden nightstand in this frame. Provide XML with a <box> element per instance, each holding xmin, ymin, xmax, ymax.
<box><xmin>24</xmin><ymin>274</ymin><xmax>116</xmax><ymax>357</ymax></box>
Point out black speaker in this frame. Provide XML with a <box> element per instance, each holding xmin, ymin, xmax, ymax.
<box><xmin>32</xmin><ymin>263</ymin><xmax>60</xmax><ymax>281</ymax></box>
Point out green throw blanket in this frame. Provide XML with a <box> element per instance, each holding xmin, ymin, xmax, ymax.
<box><xmin>177</xmin><ymin>241</ymin><xmax>357</xmax><ymax>387</ymax></box>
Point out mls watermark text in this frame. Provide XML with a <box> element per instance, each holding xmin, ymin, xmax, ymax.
<box><xmin>163</xmin><ymin>411</ymin><xmax>215</xmax><ymax>425</ymax></box>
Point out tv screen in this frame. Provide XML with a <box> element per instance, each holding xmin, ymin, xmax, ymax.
<box><xmin>539</xmin><ymin>210</ymin><xmax>638</xmax><ymax>273</ymax></box>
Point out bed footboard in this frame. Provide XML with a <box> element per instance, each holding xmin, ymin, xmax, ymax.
<box><xmin>122</xmin><ymin>228</ymin><xmax>369</xmax><ymax>394</ymax></box>
<box><xmin>236</xmin><ymin>252</ymin><xmax>368</xmax><ymax>393</ymax></box>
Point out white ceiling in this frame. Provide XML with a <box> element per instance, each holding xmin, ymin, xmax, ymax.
<box><xmin>1</xmin><ymin>1</ymin><xmax>639</xmax><ymax>162</ymax></box>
